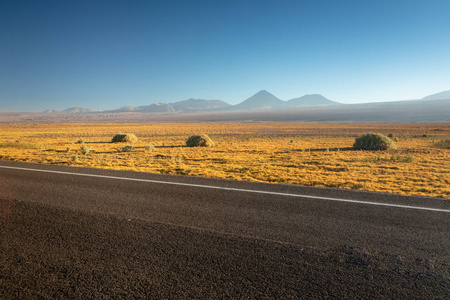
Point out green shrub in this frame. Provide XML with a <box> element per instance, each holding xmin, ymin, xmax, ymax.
<box><xmin>353</xmin><ymin>133</ymin><xmax>396</xmax><ymax>150</ymax></box>
<box><xmin>186</xmin><ymin>134</ymin><xmax>214</xmax><ymax>147</ymax></box>
<box><xmin>71</xmin><ymin>155</ymin><xmax>79</xmax><ymax>161</ymax></box>
<box><xmin>111</xmin><ymin>133</ymin><xmax>138</xmax><ymax>143</ymax></box>
<box><xmin>80</xmin><ymin>146</ymin><xmax>91</xmax><ymax>155</ymax></box>
<box><xmin>77</xmin><ymin>138</ymin><xmax>85</xmax><ymax>144</ymax></box>
<box><xmin>121</xmin><ymin>145</ymin><xmax>136</xmax><ymax>152</ymax></box>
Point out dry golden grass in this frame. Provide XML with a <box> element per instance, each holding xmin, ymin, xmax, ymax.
<box><xmin>0</xmin><ymin>123</ymin><xmax>449</xmax><ymax>198</ymax></box>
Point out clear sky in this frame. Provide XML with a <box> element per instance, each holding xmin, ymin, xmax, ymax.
<box><xmin>1</xmin><ymin>0</ymin><xmax>449</xmax><ymax>111</ymax></box>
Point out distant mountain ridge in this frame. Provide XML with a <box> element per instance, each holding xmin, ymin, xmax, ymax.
<box><xmin>231</xmin><ymin>90</ymin><xmax>339</xmax><ymax>110</ymax></box>
<box><xmin>422</xmin><ymin>90</ymin><xmax>450</xmax><ymax>100</ymax></box>
<box><xmin>170</xmin><ymin>99</ymin><xmax>231</xmax><ymax>112</ymax></box>
<box><xmin>113</xmin><ymin>105</ymin><xmax>137</xmax><ymax>113</ymax></box>
<box><xmin>137</xmin><ymin>103</ymin><xmax>176</xmax><ymax>113</ymax></box>
<box><xmin>24</xmin><ymin>90</ymin><xmax>450</xmax><ymax>118</ymax></box>
<box><xmin>233</xmin><ymin>90</ymin><xmax>285</xmax><ymax>110</ymax></box>
<box><xmin>42</xmin><ymin>107</ymin><xmax>94</xmax><ymax>114</ymax></box>
<box><xmin>53</xmin><ymin>90</ymin><xmax>338</xmax><ymax>113</ymax></box>
<box><xmin>287</xmin><ymin>94</ymin><xmax>339</xmax><ymax>107</ymax></box>
<box><xmin>104</xmin><ymin>99</ymin><xmax>230</xmax><ymax>113</ymax></box>
<box><xmin>101</xmin><ymin>91</ymin><xmax>339</xmax><ymax>113</ymax></box>
<box><xmin>62</xmin><ymin>107</ymin><xmax>95</xmax><ymax>113</ymax></box>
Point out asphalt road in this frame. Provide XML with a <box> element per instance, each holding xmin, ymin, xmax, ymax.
<box><xmin>1</xmin><ymin>160</ymin><xmax>449</xmax><ymax>298</ymax></box>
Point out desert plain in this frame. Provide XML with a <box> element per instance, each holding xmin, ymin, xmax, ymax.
<box><xmin>0</xmin><ymin>122</ymin><xmax>449</xmax><ymax>199</ymax></box>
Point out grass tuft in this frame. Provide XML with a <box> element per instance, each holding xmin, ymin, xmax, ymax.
<box><xmin>80</xmin><ymin>146</ymin><xmax>91</xmax><ymax>155</ymax></box>
<box><xmin>145</xmin><ymin>144</ymin><xmax>156</xmax><ymax>151</ymax></box>
<box><xmin>121</xmin><ymin>145</ymin><xmax>136</xmax><ymax>152</ymax></box>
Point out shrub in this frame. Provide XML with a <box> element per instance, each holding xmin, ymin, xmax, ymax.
<box><xmin>111</xmin><ymin>133</ymin><xmax>138</xmax><ymax>143</ymax></box>
<box><xmin>76</xmin><ymin>138</ymin><xmax>85</xmax><ymax>144</ymax></box>
<box><xmin>121</xmin><ymin>145</ymin><xmax>136</xmax><ymax>152</ymax></box>
<box><xmin>353</xmin><ymin>133</ymin><xmax>396</xmax><ymax>150</ymax></box>
<box><xmin>80</xmin><ymin>145</ymin><xmax>91</xmax><ymax>155</ymax></box>
<box><xmin>186</xmin><ymin>134</ymin><xmax>214</xmax><ymax>147</ymax></box>
<box><xmin>71</xmin><ymin>155</ymin><xmax>79</xmax><ymax>161</ymax></box>
<box><xmin>145</xmin><ymin>144</ymin><xmax>155</xmax><ymax>151</ymax></box>
<box><xmin>434</xmin><ymin>139</ymin><xmax>450</xmax><ymax>149</ymax></box>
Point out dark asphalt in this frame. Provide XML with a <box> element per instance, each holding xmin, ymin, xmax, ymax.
<box><xmin>1</xmin><ymin>160</ymin><xmax>449</xmax><ymax>257</ymax></box>
<box><xmin>1</xmin><ymin>160</ymin><xmax>449</xmax><ymax>298</ymax></box>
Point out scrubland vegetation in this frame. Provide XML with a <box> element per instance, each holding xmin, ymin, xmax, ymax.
<box><xmin>111</xmin><ymin>133</ymin><xmax>138</xmax><ymax>143</ymax></box>
<box><xmin>186</xmin><ymin>134</ymin><xmax>214</xmax><ymax>147</ymax></box>
<box><xmin>434</xmin><ymin>139</ymin><xmax>450</xmax><ymax>149</ymax></box>
<box><xmin>0</xmin><ymin>123</ymin><xmax>448</xmax><ymax>198</ymax></box>
<box><xmin>353</xmin><ymin>133</ymin><xmax>397</xmax><ymax>150</ymax></box>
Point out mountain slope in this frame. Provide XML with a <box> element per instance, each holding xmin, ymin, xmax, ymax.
<box><xmin>286</xmin><ymin>94</ymin><xmax>339</xmax><ymax>107</ymax></box>
<box><xmin>137</xmin><ymin>103</ymin><xmax>176</xmax><ymax>113</ymax></box>
<box><xmin>233</xmin><ymin>90</ymin><xmax>284</xmax><ymax>110</ymax></box>
<box><xmin>422</xmin><ymin>90</ymin><xmax>450</xmax><ymax>100</ymax></box>
<box><xmin>170</xmin><ymin>99</ymin><xmax>231</xmax><ymax>112</ymax></box>
<box><xmin>62</xmin><ymin>107</ymin><xmax>95</xmax><ymax>113</ymax></box>
<box><xmin>109</xmin><ymin>106</ymin><xmax>137</xmax><ymax>113</ymax></box>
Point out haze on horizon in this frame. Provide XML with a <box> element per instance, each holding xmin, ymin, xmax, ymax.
<box><xmin>1</xmin><ymin>0</ymin><xmax>450</xmax><ymax>112</ymax></box>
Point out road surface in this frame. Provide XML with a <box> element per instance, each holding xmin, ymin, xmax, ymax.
<box><xmin>1</xmin><ymin>160</ymin><xmax>449</xmax><ymax>298</ymax></box>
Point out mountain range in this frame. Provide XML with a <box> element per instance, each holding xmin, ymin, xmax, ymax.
<box><xmin>40</xmin><ymin>90</ymin><xmax>449</xmax><ymax>114</ymax></box>
<box><xmin>233</xmin><ymin>90</ymin><xmax>339</xmax><ymax>110</ymax></box>
<box><xmin>1</xmin><ymin>90</ymin><xmax>449</xmax><ymax>123</ymax></box>
<box><xmin>41</xmin><ymin>90</ymin><xmax>341</xmax><ymax>114</ymax></box>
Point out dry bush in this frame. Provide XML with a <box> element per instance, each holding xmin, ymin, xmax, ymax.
<box><xmin>121</xmin><ymin>145</ymin><xmax>136</xmax><ymax>152</ymax></box>
<box><xmin>145</xmin><ymin>144</ymin><xmax>155</xmax><ymax>151</ymax></box>
<box><xmin>434</xmin><ymin>139</ymin><xmax>450</xmax><ymax>149</ymax></box>
<box><xmin>80</xmin><ymin>146</ymin><xmax>91</xmax><ymax>155</ymax></box>
<box><xmin>111</xmin><ymin>133</ymin><xmax>138</xmax><ymax>143</ymax></box>
<box><xmin>353</xmin><ymin>133</ymin><xmax>396</xmax><ymax>150</ymax></box>
<box><xmin>186</xmin><ymin>134</ymin><xmax>214</xmax><ymax>147</ymax></box>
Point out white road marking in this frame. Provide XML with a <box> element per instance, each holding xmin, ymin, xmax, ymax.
<box><xmin>1</xmin><ymin>165</ymin><xmax>449</xmax><ymax>213</ymax></box>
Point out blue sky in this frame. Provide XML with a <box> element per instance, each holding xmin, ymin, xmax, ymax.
<box><xmin>1</xmin><ymin>0</ymin><xmax>449</xmax><ymax>111</ymax></box>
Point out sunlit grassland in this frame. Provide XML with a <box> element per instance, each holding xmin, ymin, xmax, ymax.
<box><xmin>0</xmin><ymin>123</ymin><xmax>449</xmax><ymax>198</ymax></box>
